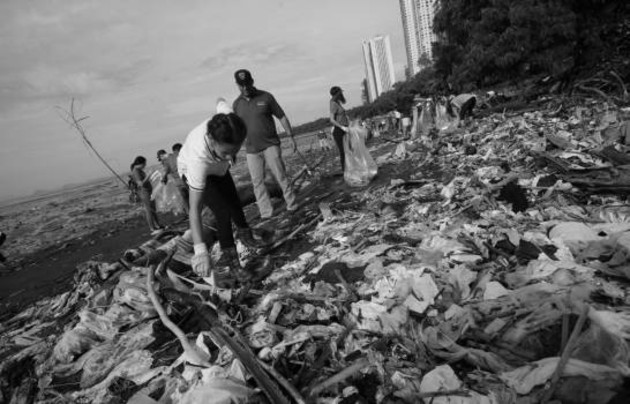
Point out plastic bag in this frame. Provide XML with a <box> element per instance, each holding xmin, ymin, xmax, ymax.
<box><xmin>418</xmin><ymin>104</ymin><xmax>434</xmax><ymax>136</ymax></box>
<box><xmin>343</xmin><ymin>124</ymin><xmax>378</xmax><ymax>187</ymax></box>
<box><xmin>53</xmin><ymin>324</ymin><xmax>104</xmax><ymax>363</ymax></box>
<box><xmin>499</xmin><ymin>357</ymin><xmax>622</xmax><ymax>395</ymax></box>
<box><xmin>151</xmin><ymin>181</ymin><xmax>185</xmax><ymax>214</ymax></box>
<box><xmin>148</xmin><ymin>169</ymin><xmax>162</xmax><ymax>188</ymax></box>
<box><xmin>435</xmin><ymin>104</ymin><xmax>459</xmax><ymax>133</ymax></box>
<box><xmin>411</xmin><ymin>102</ymin><xmax>434</xmax><ymax>138</ymax></box>
<box><xmin>113</xmin><ymin>270</ymin><xmax>158</xmax><ymax>315</ymax></box>
<box><xmin>572</xmin><ymin>323</ymin><xmax>630</xmax><ymax>373</ymax></box>
<box><xmin>419</xmin><ymin>365</ymin><xmax>498</xmax><ymax>403</ymax></box>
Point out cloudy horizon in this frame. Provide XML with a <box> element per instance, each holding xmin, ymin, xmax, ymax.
<box><xmin>0</xmin><ymin>0</ymin><xmax>405</xmax><ymax>201</ymax></box>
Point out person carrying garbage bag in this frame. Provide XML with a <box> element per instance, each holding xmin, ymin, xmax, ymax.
<box><xmin>177</xmin><ymin>99</ymin><xmax>264</xmax><ymax>286</ymax></box>
<box><xmin>329</xmin><ymin>86</ymin><xmax>350</xmax><ymax>173</ymax></box>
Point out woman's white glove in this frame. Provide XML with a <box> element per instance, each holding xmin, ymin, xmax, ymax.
<box><xmin>191</xmin><ymin>249</ymin><xmax>212</xmax><ymax>277</ymax></box>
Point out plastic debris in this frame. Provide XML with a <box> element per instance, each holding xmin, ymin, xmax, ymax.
<box><xmin>3</xmin><ymin>99</ymin><xmax>630</xmax><ymax>403</ymax></box>
<box><xmin>343</xmin><ymin>123</ymin><xmax>378</xmax><ymax>187</ymax></box>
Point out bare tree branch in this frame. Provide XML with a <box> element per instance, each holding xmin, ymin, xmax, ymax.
<box><xmin>56</xmin><ymin>98</ymin><xmax>127</xmax><ymax>187</ymax></box>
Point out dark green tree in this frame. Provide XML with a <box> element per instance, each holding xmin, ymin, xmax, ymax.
<box><xmin>432</xmin><ymin>0</ymin><xmax>624</xmax><ymax>90</ymax></box>
<box><xmin>418</xmin><ymin>52</ymin><xmax>432</xmax><ymax>70</ymax></box>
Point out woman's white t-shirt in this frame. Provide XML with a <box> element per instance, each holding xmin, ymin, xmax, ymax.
<box><xmin>177</xmin><ymin>119</ymin><xmax>231</xmax><ymax>191</ymax></box>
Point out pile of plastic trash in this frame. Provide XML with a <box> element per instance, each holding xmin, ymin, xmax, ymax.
<box><xmin>1</xmin><ymin>98</ymin><xmax>630</xmax><ymax>403</ymax></box>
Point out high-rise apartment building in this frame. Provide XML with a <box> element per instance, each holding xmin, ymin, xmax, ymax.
<box><xmin>399</xmin><ymin>0</ymin><xmax>438</xmax><ymax>77</ymax></box>
<box><xmin>361</xmin><ymin>35</ymin><xmax>396</xmax><ymax>103</ymax></box>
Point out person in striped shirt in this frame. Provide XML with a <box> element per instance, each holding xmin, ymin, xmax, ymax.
<box><xmin>448</xmin><ymin>93</ymin><xmax>477</xmax><ymax>120</ymax></box>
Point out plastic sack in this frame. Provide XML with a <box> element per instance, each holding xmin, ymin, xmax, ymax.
<box><xmin>499</xmin><ymin>357</ymin><xmax>622</xmax><ymax>395</ymax></box>
<box><xmin>113</xmin><ymin>270</ymin><xmax>158</xmax><ymax>315</ymax></box>
<box><xmin>572</xmin><ymin>323</ymin><xmax>630</xmax><ymax>373</ymax></box>
<box><xmin>435</xmin><ymin>104</ymin><xmax>459</xmax><ymax>133</ymax></box>
<box><xmin>419</xmin><ymin>365</ymin><xmax>498</xmax><ymax>404</ymax></box>
<box><xmin>151</xmin><ymin>181</ymin><xmax>185</xmax><ymax>214</ymax></box>
<box><xmin>180</xmin><ymin>379</ymin><xmax>253</xmax><ymax>404</ymax></box>
<box><xmin>148</xmin><ymin>169</ymin><xmax>162</xmax><ymax>188</ymax></box>
<box><xmin>53</xmin><ymin>324</ymin><xmax>104</xmax><ymax>363</ymax></box>
<box><xmin>411</xmin><ymin>101</ymin><xmax>434</xmax><ymax>138</ymax></box>
<box><xmin>418</xmin><ymin>104</ymin><xmax>434</xmax><ymax>136</ymax></box>
<box><xmin>343</xmin><ymin>124</ymin><xmax>378</xmax><ymax>187</ymax></box>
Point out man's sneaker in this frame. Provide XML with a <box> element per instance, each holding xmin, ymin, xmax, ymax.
<box><xmin>217</xmin><ymin>247</ymin><xmax>252</xmax><ymax>282</ymax></box>
<box><xmin>236</xmin><ymin>227</ymin><xmax>266</xmax><ymax>249</ymax></box>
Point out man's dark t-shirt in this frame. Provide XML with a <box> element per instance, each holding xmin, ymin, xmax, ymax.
<box><xmin>233</xmin><ymin>89</ymin><xmax>286</xmax><ymax>154</ymax></box>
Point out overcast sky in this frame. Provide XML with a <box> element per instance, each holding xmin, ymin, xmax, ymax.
<box><xmin>0</xmin><ymin>0</ymin><xmax>405</xmax><ymax>201</ymax></box>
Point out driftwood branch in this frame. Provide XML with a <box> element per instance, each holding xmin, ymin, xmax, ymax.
<box><xmin>146</xmin><ymin>257</ymin><xmax>211</xmax><ymax>367</ymax></box>
<box><xmin>262</xmin><ymin>213</ymin><xmax>322</xmax><ymax>254</ymax></box>
<box><xmin>165</xmin><ymin>289</ymin><xmax>291</xmax><ymax>404</ymax></box>
<box><xmin>574</xmin><ymin>84</ymin><xmax>624</xmax><ymax>105</ymax></box>
<box><xmin>258</xmin><ymin>360</ymin><xmax>307</xmax><ymax>404</ymax></box>
<box><xmin>309</xmin><ymin>357</ymin><xmax>372</xmax><ymax>396</ymax></box>
<box><xmin>540</xmin><ymin>305</ymin><xmax>589</xmax><ymax>403</ymax></box>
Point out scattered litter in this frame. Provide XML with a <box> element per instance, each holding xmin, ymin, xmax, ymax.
<box><xmin>3</xmin><ymin>99</ymin><xmax>630</xmax><ymax>402</ymax></box>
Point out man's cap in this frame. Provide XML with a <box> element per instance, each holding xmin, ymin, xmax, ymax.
<box><xmin>330</xmin><ymin>86</ymin><xmax>343</xmax><ymax>96</ymax></box>
<box><xmin>234</xmin><ymin>69</ymin><xmax>254</xmax><ymax>86</ymax></box>
<box><xmin>157</xmin><ymin>149</ymin><xmax>167</xmax><ymax>158</ymax></box>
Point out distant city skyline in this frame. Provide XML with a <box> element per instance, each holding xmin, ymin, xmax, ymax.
<box><xmin>399</xmin><ymin>0</ymin><xmax>438</xmax><ymax>76</ymax></box>
<box><xmin>361</xmin><ymin>35</ymin><xmax>396</xmax><ymax>103</ymax></box>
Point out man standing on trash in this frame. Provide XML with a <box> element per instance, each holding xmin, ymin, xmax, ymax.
<box><xmin>177</xmin><ymin>99</ymin><xmax>264</xmax><ymax>285</ymax></box>
<box><xmin>232</xmin><ymin>69</ymin><xmax>298</xmax><ymax>219</ymax></box>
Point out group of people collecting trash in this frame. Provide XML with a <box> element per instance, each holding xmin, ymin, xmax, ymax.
<box><xmin>126</xmin><ymin>68</ymin><xmax>478</xmax><ymax>287</ymax></box>
<box><xmin>126</xmin><ymin>69</ymin><xmax>352</xmax><ymax>287</ymax></box>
